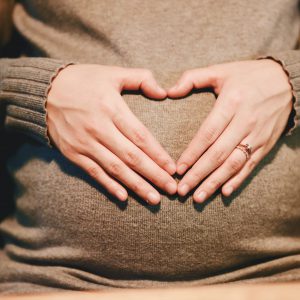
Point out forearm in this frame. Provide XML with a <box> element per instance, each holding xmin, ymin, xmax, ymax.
<box><xmin>0</xmin><ymin>1</ymin><xmax>74</xmax><ymax>145</ymax></box>
<box><xmin>0</xmin><ymin>58</ymin><xmax>73</xmax><ymax>145</ymax></box>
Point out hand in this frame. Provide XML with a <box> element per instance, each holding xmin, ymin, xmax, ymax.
<box><xmin>47</xmin><ymin>64</ymin><xmax>177</xmax><ymax>205</ymax></box>
<box><xmin>168</xmin><ymin>59</ymin><xmax>293</xmax><ymax>203</ymax></box>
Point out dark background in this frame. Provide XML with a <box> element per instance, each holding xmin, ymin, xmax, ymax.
<box><xmin>0</xmin><ymin>28</ymin><xmax>28</xmax><ymax>247</ymax></box>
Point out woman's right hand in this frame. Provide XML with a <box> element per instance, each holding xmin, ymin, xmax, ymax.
<box><xmin>46</xmin><ymin>64</ymin><xmax>177</xmax><ymax>205</ymax></box>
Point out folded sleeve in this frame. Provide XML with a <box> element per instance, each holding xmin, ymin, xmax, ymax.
<box><xmin>0</xmin><ymin>58</ymin><xmax>74</xmax><ymax>146</ymax></box>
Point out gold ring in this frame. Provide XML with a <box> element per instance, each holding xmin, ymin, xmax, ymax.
<box><xmin>235</xmin><ymin>143</ymin><xmax>252</xmax><ymax>160</ymax></box>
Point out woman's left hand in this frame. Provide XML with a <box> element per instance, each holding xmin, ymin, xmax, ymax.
<box><xmin>167</xmin><ymin>59</ymin><xmax>294</xmax><ymax>203</ymax></box>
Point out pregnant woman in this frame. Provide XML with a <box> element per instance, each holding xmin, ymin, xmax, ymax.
<box><xmin>0</xmin><ymin>0</ymin><xmax>300</xmax><ymax>295</ymax></box>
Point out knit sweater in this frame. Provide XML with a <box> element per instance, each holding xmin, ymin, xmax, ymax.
<box><xmin>0</xmin><ymin>0</ymin><xmax>300</xmax><ymax>296</ymax></box>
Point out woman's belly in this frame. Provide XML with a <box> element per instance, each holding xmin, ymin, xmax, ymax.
<box><xmin>1</xmin><ymin>91</ymin><xmax>300</xmax><ymax>283</ymax></box>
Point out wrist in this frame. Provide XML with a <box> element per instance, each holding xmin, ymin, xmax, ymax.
<box><xmin>256</xmin><ymin>56</ymin><xmax>296</xmax><ymax>136</ymax></box>
<box><xmin>46</xmin><ymin>62</ymin><xmax>76</xmax><ymax>147</ymax></box>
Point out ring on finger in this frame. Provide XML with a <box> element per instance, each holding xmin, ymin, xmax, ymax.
<box><xmin>235</xmin><ymin>143</ymin><xmax>252</xmax><ymax>161</ymax></box>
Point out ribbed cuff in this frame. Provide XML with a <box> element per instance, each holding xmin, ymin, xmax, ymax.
<box><xmin>255</xmin><ymin>50</ymin><xmax>300</xmax><ymax>136</ymax></box>
<box><xmin>0</xmin><ymin>58</ymin><xmax>74</xmax><ymax>145</ymax></box>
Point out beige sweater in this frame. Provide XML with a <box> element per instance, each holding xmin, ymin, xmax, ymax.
<box><xmin>0</xmin><ymin>0</ymin><xmax>300</xmax><ymax>296</ymax></box>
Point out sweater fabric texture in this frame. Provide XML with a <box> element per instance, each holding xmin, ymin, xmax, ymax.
<box><xmin>0</xmin><ymin>0</ymin><xmax>300</xmax><ymax>295</ymax></box>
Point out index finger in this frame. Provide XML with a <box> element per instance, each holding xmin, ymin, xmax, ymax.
<box><xmin>176</xmin><ymin>94</ymin><xmax>234</xmax><ymax>175</ymax></box>
<box><xmin>112</xmin><ymin>97</ymin><xmax>177</xmax><ymax>175</ymax></box>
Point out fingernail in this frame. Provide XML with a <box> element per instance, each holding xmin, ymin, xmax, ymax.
<box><xmin>195</xmin><ymin>190</ymin><xmax>207</xmax><ymax>203</ymax></box>
<box><xmin>147</xmin><ymin>191</ymin><xmax>160</xmax><ymax>205</ymax></box>
<box><xmin>178</xmin><ymin>183</ymin><xmax>189</xmax><ymax>196</ymax></box>
<box><xmin>116</xmin><ymin>190</ymin><xmax>127</xmax><ymax>201</ymax></box>
<box><xmin>165</xmin><ymin>162</ymin><xmax>176</xmax><ymax>175</ymax></box>
<box><xmin>165</xmin><ymin>182</ymin><xmax>177</xmax><ymax>194</ymax></box>
<box><xmin>224</xmin><ymin>186</ymin><xmax>233</xmax><ymax>196</ymax></box>
<box><xmin>177</xmin><ymin>163</ymin><xmax>188</xmax><ymax>175</ymax></box>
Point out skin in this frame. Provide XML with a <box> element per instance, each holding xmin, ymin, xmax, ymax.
<box><xmin>168</xmin><ymin>59</ymin><xmax>294</xmax><ymax>203</ymax></box>
<box><xmin>0</xmin><ymin>0</ymin><xmax>295</xmax><ymax>208</ymax></box>
<box><xmin>48</xmin><ymin>59</ymin><xmax>293</xmax><ymax>205</ymax></box>
<box><xmin>47</xmin><ymin>64</ymin><xmax>177</xmax><ymax>205</ymax></box>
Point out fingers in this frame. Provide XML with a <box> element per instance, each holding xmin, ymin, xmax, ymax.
<box><xmin>193</xmin><ymin>146</ymin><xmax>248</xmax><ymax>203</ymax></box>
<box><xmin>176</xmin><ymin>94</ymin><xmax>234</xmax><ymax>175</ymax></box>
<box><xmin>69</xmin><ymin>154</ymin><xmax>128</xmax><ymax>202</ymax></box>
<box><xmin>177</xmin><ymin>113</ymin><xmax>251</xmax><ymax>196</ymax></box>
<box><xmin>112</xmin><ymin>98</ymin><xmax>177</xmax><ymax>175</ymax></box>
<box><xmin>98</xmin><ymin>120</ymin><xmax>177</xmax><ymax>195</ymax></box>
<box><xmin>192</xmin><ymin>131</ymin><xmax>264</xmax><ymax>203</ymax></box>
<box><xmin>84</xmin><ymin>142</ymin><xmax>162</xmax><ymax>205</ymax></box>
<box><xmin>222</xmin><ymin>147</ymin><xmax>265</xmax><ymax>197</ymax></box>
<box><xmin>121</xmin><ymin>68</ymin><xmax>167</xmax><ymax>99</ymax></box>
<box><xmin>167</xmin><ymin>66</ymin><xmax>219</xmax><ymax>98</ymax></box>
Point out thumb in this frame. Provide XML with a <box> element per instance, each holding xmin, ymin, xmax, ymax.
<box><xmin>120</xmin><ymin>68</ymin><xmax>167</xmax><ymax>99</ymax></box>
<box><xmin>168</xmin><ymin>67</ymin><xmax>219</xmax><ymax>98</ymax></box>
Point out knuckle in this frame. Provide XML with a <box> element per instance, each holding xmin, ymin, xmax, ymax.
<box><xmin>189</xmin><ymin>170</ymin><xmax>202</xmax><ymax>182</ymax></box>
<box><xmin>60</xmin><ymin>142</ymin><xmax>74</xmax><ymax>157</ymax></box>
<box><xmin>210</xmin><ymin>148</ymin><xmax>227</xmax><ymax>166</ymax></box>
<box><xmin>130</xmin><ymin>180</ymin><xmax>144</xmax><ymax>193</ymax></box>
<box><xmin>108</xmin><ymin>161</ymin><xmax>123</xmax><ymax>177</ymax></box>
<box><xmin>100</xmin><ymin>102</ymin><xmax>114</xmax><ymax>115</ymax></box>
<box><xmin>228</xmin><ymin>89</ymin><xmax>243</xmax><ymax>107</ymax></box>
<box><xmin>201</xmin><ymin>126</ymin><xmax>217</xmax><ymax>144</ymax></box>
<box><xmin>153</xmin><ymin>151</ymin><xmax>166</xmax><ymax>167</ymax></box>
<box><xmin>87</xmin><ymin>166</ymin><xmax>100</xmax><ymax>180</ymax></box>
<box><xmin>124</xmin><ymin>150</ymin><xmax>141</xmax><ymax>167</ymax></box>
<box><xmin>245</xmin><ymin>115</ymin><xmax>257</xmax><ymax>131</ymax></box>
<box><xmin>249</xmin><ymin>113</ymin><xmax>258</xmax><ymax>125</ymax></box>
<box><xmin>163</xmin><ymin>158</ymin><xmax>173</xmax><ymax>168</ymax></box>
<box><xmin>207</xmin><ymin>179</ymin><xmax>222</xmax><ymax>191</ymax></box>
<box><xmin>76</xmin><ymin>137</ymin><xmax>87</xmax><ymax>148</ymax></box>
<box><xmin>155</xmin><ymin>154</ymin><xmax>173</xmax><ymax>170</ymax></box>
<box><xmin>227</xmin><ymin>156</ymin><xmax>244</xmax><ymax>172</ymax></box>
<box><xmin>85</xmin><ymin>119</ymin><xmax>110</xmax><ymax>140</ymax></box>
<box><xmin>84</xmin><ymin>118</ymin><xmax>100</xmax><ymax>136</ymax></box>
<box><xmin>73</xmin><ymin>133</ymin><xmax>89</xmax><ymax>150</ymax></box>
<box><xmin>131</xmin><ymin>128</ymin><xmax>148</xmax><ymax>145</ymax></box>
<box><xmin>186</xmin><ymin>150</ymin><xmax>200</xmax><ymax>165</ymax></box>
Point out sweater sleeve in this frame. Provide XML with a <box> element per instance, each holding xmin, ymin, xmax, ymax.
<box><xmin>0</xmin><ymin>1</ymin><xmax>75</xmax><ymax>146</ymax></box>
<box><xmin>255</xmin><ymin>50</ymin><xmax>300</xmax><ymax>137</ymax></box>
<box><xmin>0</xmin><ymin>58</ymin><xmax>74</xmax><ymax>145</ymax></box>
